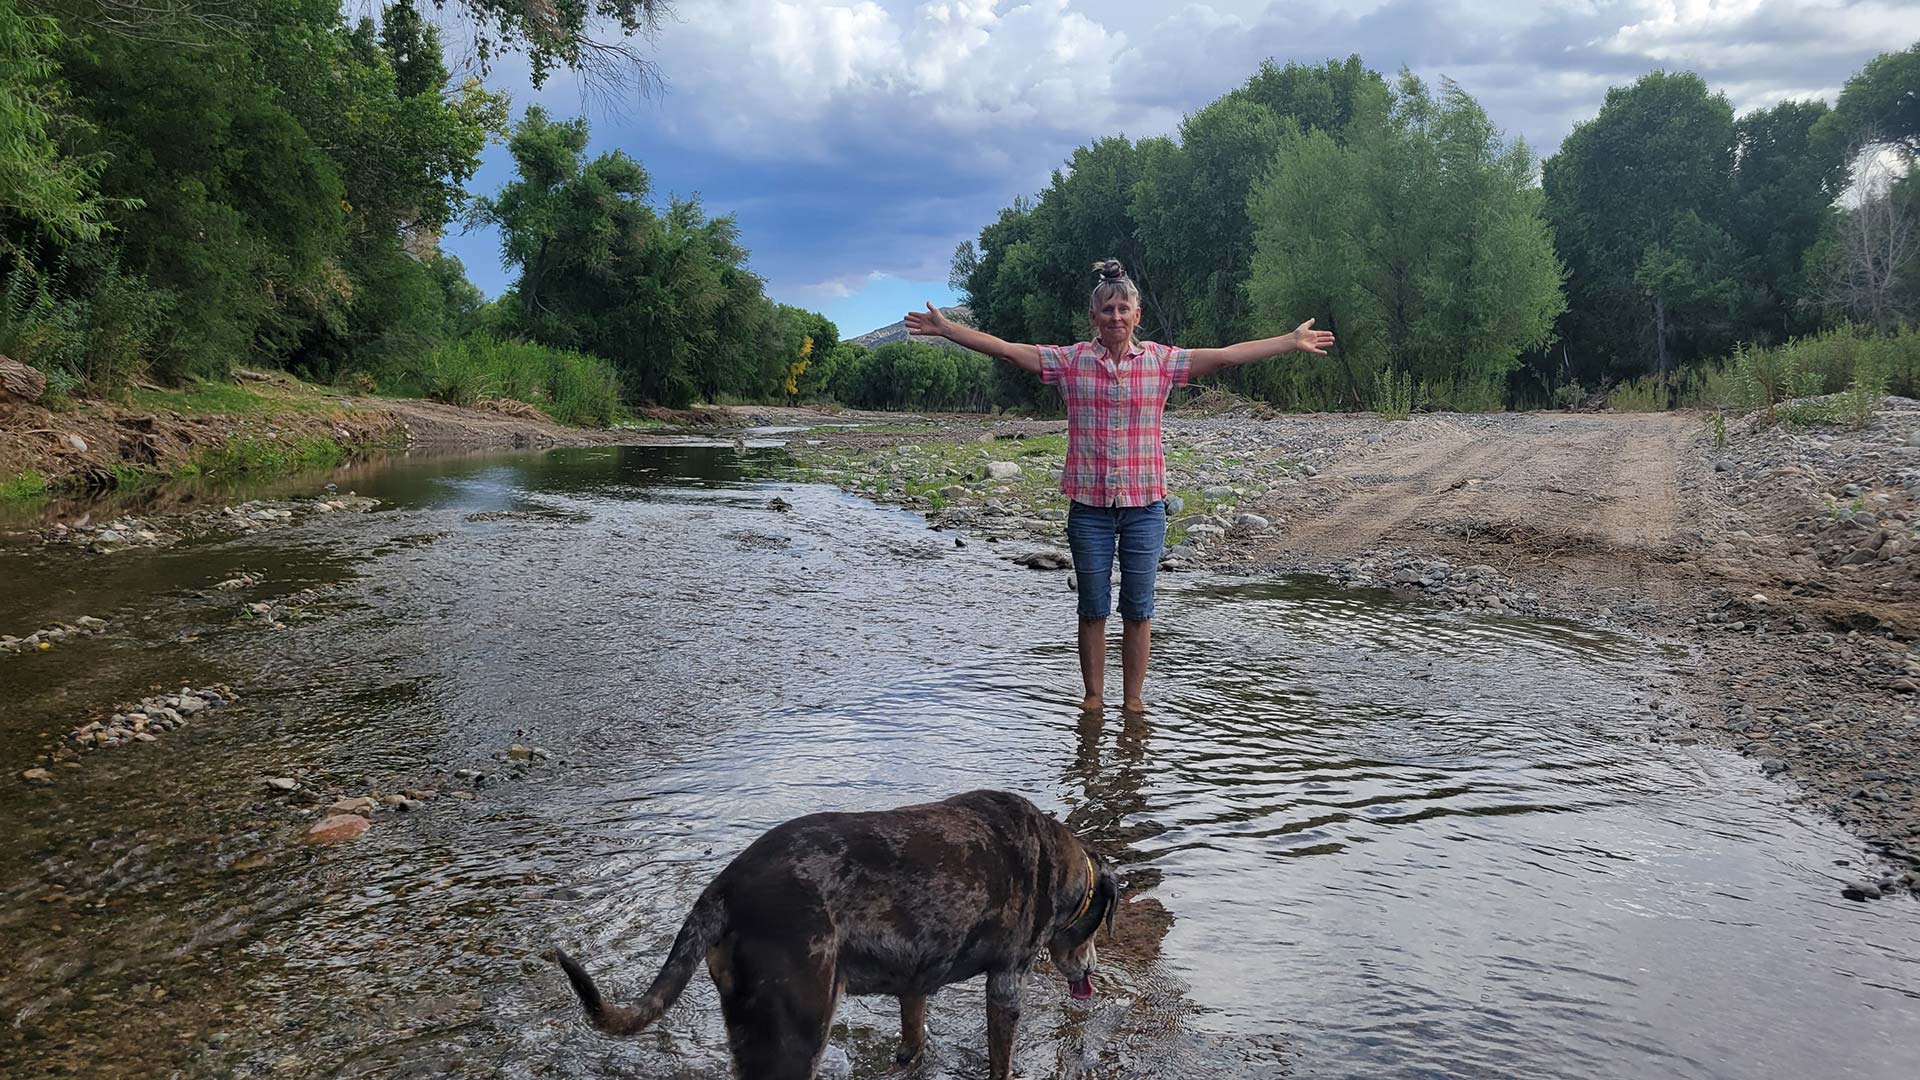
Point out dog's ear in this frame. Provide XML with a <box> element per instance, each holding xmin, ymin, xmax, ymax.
<box><xmin>1097</xmin><ymin>865</ymin><xmax>1119</xmax><ymax>941</ymax></box>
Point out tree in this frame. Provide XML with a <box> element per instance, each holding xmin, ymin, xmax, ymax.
<box><xmin>479</xmin><ymin>107</ymin><xmax>828</xmax><ymax>406</ymax></box>
<box><xmin>0</xmin><ymin>0</ymin><xmax>122</xmax><ymax>254</ymax></box>
<box><xmin>1131</xmin><ymin>57</ymin><xmax>1388</xmax><ymax>353</ymax></box>
<box><xmin>1248</xmin><ymin>72</ymin><xmax>1565</xmax><ymax>409</ymax></box>
<box><xmin>1813</xmin><ymin>151</ymin><xmax>1919</xmax><ymax>329</ymax></box>
<box><xmin>1821</xmin><ymin>42</ymin><xmax>1920</xmax><ymax>159</ymax></box>
<box><xmin>428</xmin><ymin>0</ymin><xmax>672</xmax><ymax>93</ymax></box>
<box><xmin>59</xmin><ymin>21</ymin><xmax>347</xmax><ymax>378</ymax></box>
<box><xmin>1729</xmin><ymin>99</ymin><xmax>1847</xmax><ymax>340</ymax></box>
<box><xmin>1543</xmin><ymin>71</ymin><xmax>1738</xmax><ymax>382</ymax></box>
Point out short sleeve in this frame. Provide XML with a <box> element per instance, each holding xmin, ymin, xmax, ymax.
<box><xmin>1037</xmin><ymin>344</ymin><xmax>1069</xmax><ymax>385</ymax></box>
<box><xmin>1162</xmin><ymin>344</ymin><xmax>1193</xmax><ymax>387</ymax></box>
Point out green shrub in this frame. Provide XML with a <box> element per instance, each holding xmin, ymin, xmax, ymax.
<box><xmin>1673</xmin><ymin>363</ymin><xmax>1738</xmax><ymax>409</ymax></box>
<box><xmin>384</xmin><ymin>334</ymin><xmax>622</xmax><ymax>427</ymax></box>
<box><xmin>1608</xmin><ymin>376</ymin><xmax>1669</xmax><ymax>412</ymax></box>
<box><xmin>1723</xmin><ymin>326</ymin><xmax>1920</xmax><ymax>426</ymax></box>
<box><xmin>1552</xmin><ymin>381</ymin><xmax>1585</xmax><ymax>409</ymax></box>
<box><xmin>1842</xmin><ymin>358</ymin><xmax>1888</xmax><ymax>429</ymax></box>
<box><xmin>0</xmin><ymin>253</ymin><xmax>171</xmax><ymax>396</ymax></box>
<box><xmin>1705</xmin><ymin>411</ymin><xmax>1727</xmax><ymax>449</ymax></box>
<box><xmin>1374</xmin><ymin>367</ymin><xmax>1415</xmax><ymax>421</ymax></box>
<box><xmin>1731</xmin><ymin>341</ymin><xmax>1799</xmax><ymax>424</ymax></box>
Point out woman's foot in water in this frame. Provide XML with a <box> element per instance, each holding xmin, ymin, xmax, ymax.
<box><xmin>1081</xmin><ymin>693</ymin><xmax>1104</xmax><ymax>712</ymax></box>
<box><xmin>1121</xmin><ymin>697</ymin><xmax>1148</xmax><ymax>715</ymax></box>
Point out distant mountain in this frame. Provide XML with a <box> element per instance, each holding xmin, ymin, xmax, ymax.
<box><xmin>850</xmin><ymin>304</ymin><xmax>976</xmax><ymax>351</ymax></box>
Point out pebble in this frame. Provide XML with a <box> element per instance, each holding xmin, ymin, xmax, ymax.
<box><xmin>306</xmin><ymin>815</ymin><xmax>370</xmax><ymax>844</ymax></box>
<box><xmin>264</xmin><ymin>777</ymin><xmax>299</xmax><ymax>793</ymax></box>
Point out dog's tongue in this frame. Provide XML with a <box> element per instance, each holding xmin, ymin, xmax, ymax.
<box><xmin>1070</xmin><ymin>974</ymin><xmax>1095</xmax><ymax>1001</ymax></box>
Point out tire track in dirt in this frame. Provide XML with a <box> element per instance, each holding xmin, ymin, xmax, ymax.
<box><xmin>1244</xmin><ymin>411</ymin><xmax>1712</xmax><ymax>611</ymax></box>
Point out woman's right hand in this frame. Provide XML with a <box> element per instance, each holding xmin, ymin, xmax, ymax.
<box><xmin>904</xmin><ymin>303</ymin><xmax>951</xmax><ymax>339</ymax></box>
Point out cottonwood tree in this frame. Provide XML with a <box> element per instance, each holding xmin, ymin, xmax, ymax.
<box><xmin>1820</xmin><ymin>42</ymin><xmax>1920</xmax><ymax>160</ymax></box>
<box><xmin>479</xmin><ymin>107</ymin><xmax>833</xmax><ymax>406</ymax></box>
<box><xmin>1543</xmin><ymin>72</ymin><xmax>1738</xmax><ymax>383</ymax></box>
<box><xmin>1247</xmin><ymin>72</ymin><xmax>1564</xmax><ymax>410</ymax></box>
<box><xmin>1131</xmin><ymin>58</ymin><xmax>1384</xmax><ymax>354</ymax></box>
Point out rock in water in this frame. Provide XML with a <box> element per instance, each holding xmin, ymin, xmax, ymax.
<box><xmin>1014</xmin><ymin>549</ymin><xmax>1072</xmax><ymax>570</ymax></box>
<box><xmin>306</xmin><ymin>815</ymin><xmax>371</xmax><ymax>844</ymax></box>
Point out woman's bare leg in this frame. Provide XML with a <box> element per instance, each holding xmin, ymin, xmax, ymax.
<box><xmin>1078</xmin><ymin>617</ymin><xmax>1106</xmax><ymax>710</ymax></box>
<box><xmin>1121</xmin><ymin>617</ymin><xmax>1151</xmax><ymax>713</ymax></box>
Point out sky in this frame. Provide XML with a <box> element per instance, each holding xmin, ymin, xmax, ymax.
<box><xmin>434</xmin><ymin>0</ymin><xmax>1909</xmax><ymax>339</ymax></box>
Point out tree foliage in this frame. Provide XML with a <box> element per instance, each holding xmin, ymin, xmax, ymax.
<box><xmin>833</xmin><ymin>341</ymin><xmax>995</xmax><ymax>412</ymax></box>
<box><xmin>479</xmin><ymin>107</ymin><xmax>832</xmax><ymax>407</ymax></box>
<box><xmin>0</xmin><ymin>0</ymin><xmax>122</xmax><ymax>254</ymax></box>
<box><xmin>1248</xmin><ymin>72</ymin><xmax>1565</xmax><ymax>409</ymax></box>
<box><xmin>1821</xmin><ymin>42</ymin><xmax>1920</xmax><ymax>158</ymax></box>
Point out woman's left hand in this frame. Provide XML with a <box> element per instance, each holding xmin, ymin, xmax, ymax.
<box><xmin>1289</xmin><ymin>320</ymin><xmax>1335</xmax><ymax>355</ymax></box>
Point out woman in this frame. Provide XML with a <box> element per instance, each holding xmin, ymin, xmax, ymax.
<box><xmin>906</xmin><ymin>259</ymin><xmax>1332</xmax><ymax>713</ymax></box>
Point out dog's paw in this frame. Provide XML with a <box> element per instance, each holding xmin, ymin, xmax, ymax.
<box><xmin>889</xmin><ymin>1039</ymin><xmax>928</xmax><ymax>1075</ymax></box>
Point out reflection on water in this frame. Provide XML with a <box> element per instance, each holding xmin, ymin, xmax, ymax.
<box><xmin>0</xmin><ymin>445</ymin><xmax>1915</xmax><ymax>1080</ymax></box>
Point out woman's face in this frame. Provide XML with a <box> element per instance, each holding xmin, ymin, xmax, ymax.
<box><xmin>1091</xmin><ymin>293</ymin><xmax>1140</xmax><ymax>345</ymax></box>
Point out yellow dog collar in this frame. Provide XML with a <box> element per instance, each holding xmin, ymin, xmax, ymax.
<box><xmin>1069</xmin><ymin>853</ymin><xmax>1096</xmax><ymax>924</ymax></box>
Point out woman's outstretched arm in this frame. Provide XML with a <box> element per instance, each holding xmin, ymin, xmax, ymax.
<box><xmin>1187</xmin><ymin>320</ymin><xmax>1334</xmax><ymax>379</ymax></box>
<box><xmin>904</xmin><ymin>304</ymin><xmax>1044</xmax><ymax>375</ymax></box>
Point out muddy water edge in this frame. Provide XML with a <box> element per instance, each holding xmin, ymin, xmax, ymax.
<box><xmin>1</xmin><ymin>443</ymin><xmax>1917</xmax><ymax>1080</ymax></box>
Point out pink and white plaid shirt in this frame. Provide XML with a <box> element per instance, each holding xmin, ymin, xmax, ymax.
<box><xmin>1038</xmin><ymin>339</ymin><xmax>1192</xmax><ymax>507</ymax></box>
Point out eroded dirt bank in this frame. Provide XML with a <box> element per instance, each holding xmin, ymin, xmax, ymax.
<box><xmin>0</xmin><ymin>377</ymin><xmax>660</xmax><ymax>498</ymax></box>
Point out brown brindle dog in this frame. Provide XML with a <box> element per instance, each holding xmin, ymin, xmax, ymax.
<box><xmin>551</xmin><ymin>789</ymin><xmax>1118</xmax><ymax>1079</ymax></box>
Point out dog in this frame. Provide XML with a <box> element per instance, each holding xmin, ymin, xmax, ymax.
<box><xmin>551</xmin><ymin>789</ymin><xmax>1119</xmax><ymax>1080</ymax></box>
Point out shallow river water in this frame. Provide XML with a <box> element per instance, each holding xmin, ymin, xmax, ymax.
<box><xmin>1</xmin><ymin>444</ymin><xmax>1916</xmax><ymax>1079</ymax></box>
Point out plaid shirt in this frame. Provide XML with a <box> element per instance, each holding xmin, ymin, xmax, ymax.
<box><xmin>1038</xmin><ymin>339</ymin><xmax>1192</xmax><ymax>507</ymax></box>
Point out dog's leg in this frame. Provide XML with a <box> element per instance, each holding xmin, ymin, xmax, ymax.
<box><xmin>716</xmin><ymin>936</ymin><xmax>839</xmax><ymax>1080</ymax></box>
<box><xmin>895</xmin><ymin>994</ymin><xmax>927</xmax><ymax>1068</ymax></box>
<box><xmin>984</xmin><ymin>970</ymin><xmax>1024</xmax><ymax>1080</ymax></box>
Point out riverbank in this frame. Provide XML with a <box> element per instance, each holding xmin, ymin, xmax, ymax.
<box><xmin>774</xmin><ymin>400</ymin><xmax>1920</xmax><ymax>898</ymax></box>
<box><xmin>0</xmin><ymin>371</ymin><xmax>657</xmax><ymax>506</ymax></box>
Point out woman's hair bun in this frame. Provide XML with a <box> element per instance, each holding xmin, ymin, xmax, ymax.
<box><xmin>1091</xmin><ymin>258</ymin><xmax>1128</xmax><ymax>284</ymax></box>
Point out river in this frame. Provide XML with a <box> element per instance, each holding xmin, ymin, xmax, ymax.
<box><xmin>1</xmin><ymin>443</ymin><xmax>1915</xmax><ymax>1079</ymax></box>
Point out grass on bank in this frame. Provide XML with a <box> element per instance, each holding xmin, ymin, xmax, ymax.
<box><xmin>185</xmin><ymin>433</ymin><xmax>353</xmax><ymax>481</ymax></box>
<box><xmin>1</xmin><ymin>469</ymin><xmax>50</xmax><ymax>502</ymax></box>
<box><xmin>127</xmin><ymin>378</ymin><xmax>349</xmax><ymax>418</ymax></box>
<box><xmin>379</xmin><ymin>335</ymin><xmax>624</xmax><ymax>428</ymax></box>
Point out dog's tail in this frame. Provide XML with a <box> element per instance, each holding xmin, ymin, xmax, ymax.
<box><xmin>550</xmin><ymin>888</ymin><xmax>725</xmax><ymax>1037</ymax></box>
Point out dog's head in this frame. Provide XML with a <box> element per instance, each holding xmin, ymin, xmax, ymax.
<box><xmin>1047</xmin><ymin>844</ymin><xmax>1118</xmax><ymax>1001</ymax></box>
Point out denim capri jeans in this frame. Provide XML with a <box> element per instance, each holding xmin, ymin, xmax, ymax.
<box><xmin>1065</xmin><ymin>500</ymin><xmax>1166</xmax><ymax>621</ymax></box>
